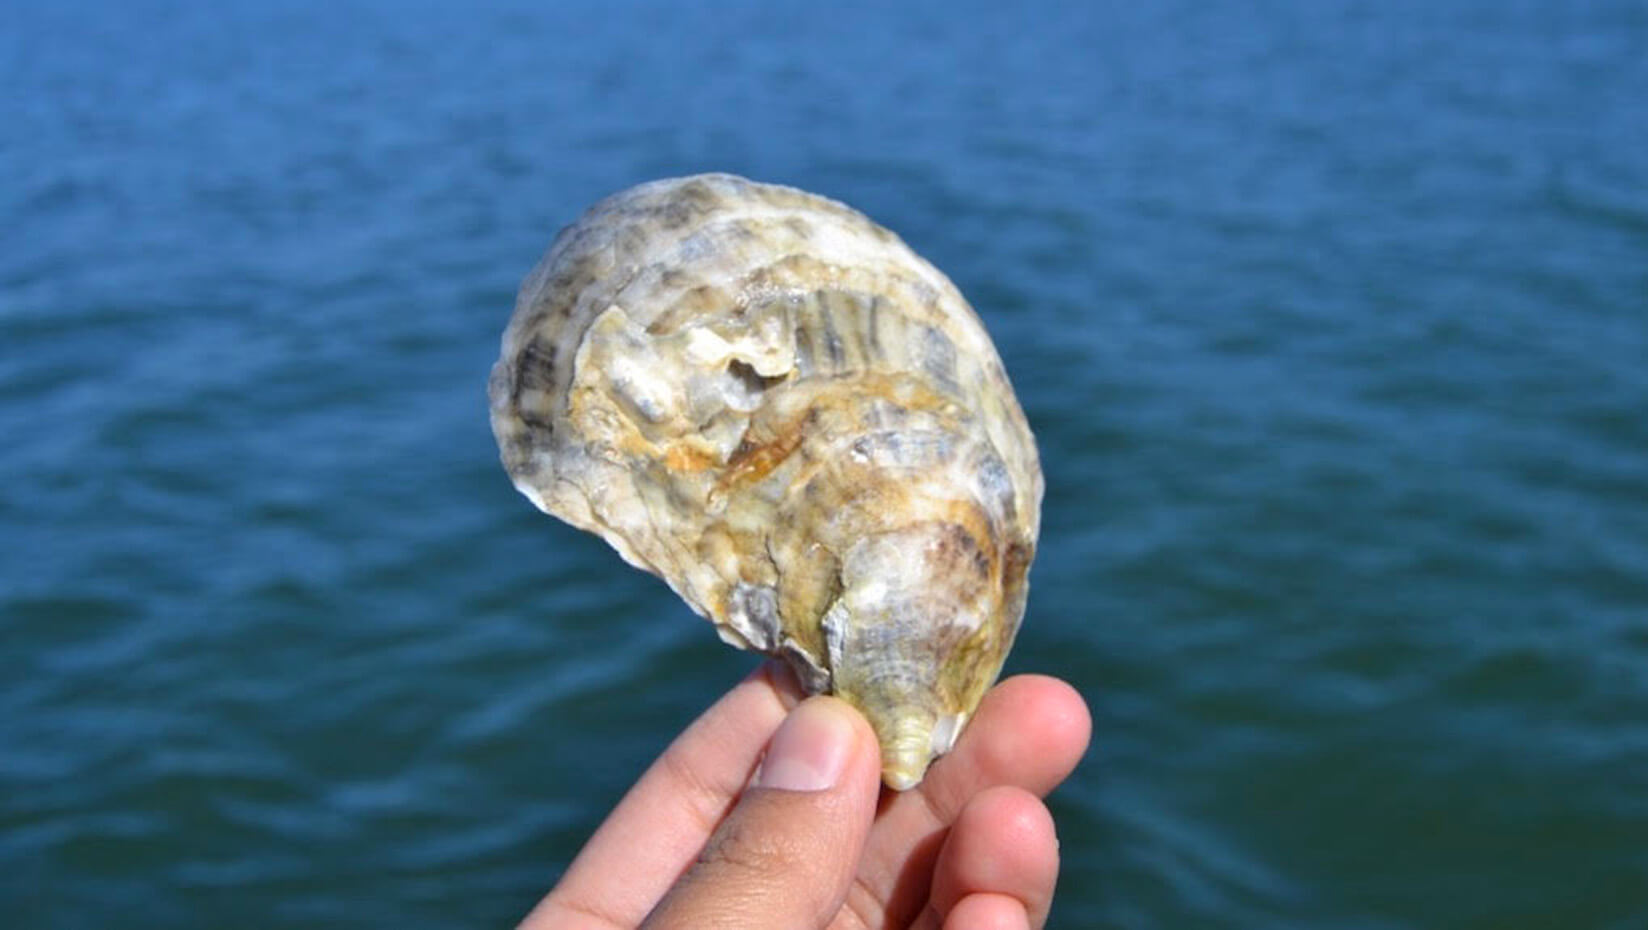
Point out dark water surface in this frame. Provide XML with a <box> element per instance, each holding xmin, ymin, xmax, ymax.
<box><xmin>5</xmin><ymin>1</ymin><xmax>1647</xmax><ymax>927</ymax></box>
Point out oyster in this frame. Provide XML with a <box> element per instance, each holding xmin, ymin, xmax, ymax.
<box><xmin>489</xmin><ymin>174</ymin><xmax>1042</xmax><ymax>789</ymax></box>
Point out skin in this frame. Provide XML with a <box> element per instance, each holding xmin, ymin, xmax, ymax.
<box><xmin>519</xmin><ymin>664</ymin><xmax>1091</xmax><ymax>929</ymax></box>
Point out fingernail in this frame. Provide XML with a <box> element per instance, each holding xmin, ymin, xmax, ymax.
<box><xmin>754</xmin><ymin>697</ymin><xmax>856</xmax><ymax>791</ymax></box>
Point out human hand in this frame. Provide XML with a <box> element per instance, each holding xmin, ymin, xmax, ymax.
<box><xmin>519</xmin><ymin>663</ymin><xmax>1091</xmax><ymax>929</ymax></box>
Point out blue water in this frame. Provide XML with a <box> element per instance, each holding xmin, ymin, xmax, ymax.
<box><xmin>5</xmin><ymin>1</ymin><xmax>1647</xmax><ymax>927</ymax></box>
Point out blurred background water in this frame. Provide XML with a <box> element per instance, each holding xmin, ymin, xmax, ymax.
<box><xmin>4</xmin><ymin>0</ymin><xmax>1647</xmax><ymax>926</ymax></box>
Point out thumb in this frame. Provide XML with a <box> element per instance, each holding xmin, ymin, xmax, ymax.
<box><xmin>642</xmin><ymin>696</ymin><xmax>882</xmax><ymax>930</ymax></box>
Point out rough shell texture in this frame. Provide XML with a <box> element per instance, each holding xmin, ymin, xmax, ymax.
<box><xmin>489</xmin><ymin>174</ymin><xmax>1043</xmax><ymax>788</ymax></box>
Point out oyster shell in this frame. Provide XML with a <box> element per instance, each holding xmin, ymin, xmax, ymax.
<box><xmin>489</xmin><ymin>174</ymin><xmax>1042</xmax><ymax>789</ymax></box>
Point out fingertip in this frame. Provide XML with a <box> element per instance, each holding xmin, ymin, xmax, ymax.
<box><xmin>816</xmin><ymin>694</ymin><xmax>884</xmax><ymax>755</ymax></box>
<box><xmin>964</xmin><ymin>786</ymin><xmax>1057</xmax><ymax>859</ymax></box>
<box><xmin>942</xmin><ymin>892</ymin><xmax>1032</xmax><ymax>930</ymax></box>
<box><xmin>963</xmin><ymin>676</ymin><xmax>1091</xmax><ymax>796</ymax></box>
<box><xmin>803</xmin><ymin>694</ymin><xmax>884</xmax><ymax>791</ymax></box>
<box><xmin>995</xmin><ymin>675</ymin><xmax>1092</xmax><ymax>752</ymax></box>
<box><xmin>936</xmin><ymin>787</ymin><xmax>1059</xmax><ymax>921</ymax></box>
<box><xmin>753</xmin><ymin>695</ymin><xmax>881</xmax><ymax>795</ymax></box>
<box><xmin>1024</xmin><ymin>676</ymin><xmax>1094</xmax><ymax>769</ymax></box>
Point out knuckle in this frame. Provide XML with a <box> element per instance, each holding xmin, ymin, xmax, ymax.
<box><xmin>698</xmin><ymin>813</ymin><xmax>808</xmax><ymax>876</ymax></box>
